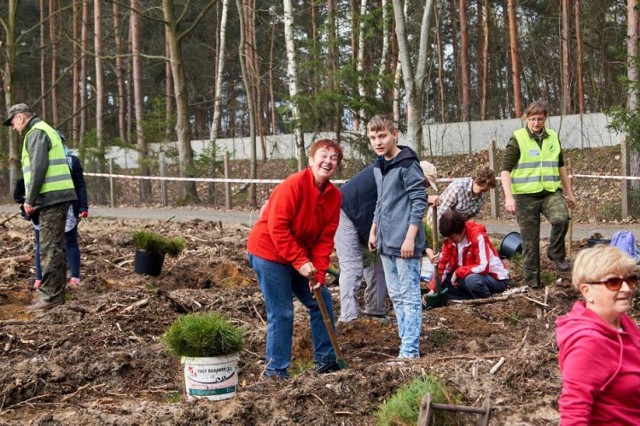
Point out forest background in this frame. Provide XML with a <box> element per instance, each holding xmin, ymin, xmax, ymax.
<box><xmin>1</xmin><ymin>0</ymin><xmax>640</xmax><ymax>210</ymax></box>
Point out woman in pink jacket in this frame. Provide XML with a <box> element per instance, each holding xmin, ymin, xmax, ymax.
<box><xmin>556</xmin><ymin>245</ymin><xmax>640</xmax><ymax>424</ymax></box>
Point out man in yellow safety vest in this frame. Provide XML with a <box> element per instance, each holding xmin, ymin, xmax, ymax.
<box><xmin>500</xmin><ymin>101</ymin><xmax>576</xmax><ymax>288</ymax></box>
<box><xmin>4</xmin><ymin>103</ymin><xmax>77</xmax><ymax>309</ymax></box>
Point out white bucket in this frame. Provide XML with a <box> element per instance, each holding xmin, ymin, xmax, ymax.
<box><xmin>420</xmin><ymin>257</ymin><xmax>434</xmax><ymax>281</ymax></box>
<box><xmin>182</xmin><ymin>354</ymin><xmax>239</xmax><ymax>401</ymax></box>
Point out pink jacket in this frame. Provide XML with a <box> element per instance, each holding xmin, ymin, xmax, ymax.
<box><xmin>429</xmin><ymin>222</ymin><xmax>508</xmax><ymax>291</ymax></box>
<box><xmin>556</xmin><ymin>301</ymin><xmax>640</xmax><ymax>425</ymax></box>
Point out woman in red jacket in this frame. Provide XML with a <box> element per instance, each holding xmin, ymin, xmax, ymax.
<box><xmin>247</xmin><ymin>139</ymin><xmax>343</xmax><ymax>379</ymax></box>
<box><xmin>428</xmin><ymin>210</ymin><xmax>509</xmax><ymax>299</ymax></box>
<box><xmin>556</xmin><ymin>245</ymin><xmax>640</xmax><ymax>424</ymax></box>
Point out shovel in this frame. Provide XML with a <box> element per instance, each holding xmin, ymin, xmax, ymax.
<box><xmin>310</xmin><ymin>277</ymin><xmax>347</xmax><ymax>369</ymax></box>
<box><xmin>424</xmin><ymin>205</ymin><xmax>448</xmax><ymax>309</ymax></box>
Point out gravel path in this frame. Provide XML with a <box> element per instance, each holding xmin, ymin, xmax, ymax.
<box><xmin>1</xmin><ymin>204</ymin><xmax>637</xmax><ymax>240</ymax></box>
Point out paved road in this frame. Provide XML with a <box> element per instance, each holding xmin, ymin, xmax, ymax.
<box><xmin>1</xmin><ymin>204</ymin><xmax>637</xmax><ymax>240</ymax></box>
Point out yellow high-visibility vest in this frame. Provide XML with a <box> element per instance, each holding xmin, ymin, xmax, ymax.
<box><xmin>22</xmin><ymin>121</ymin><xmax>75</xmax><ymax>199</ymax></box>
<box><xmin>510</xmin><ymin>127</ymin><xmax>562</xmax><ymax>195</ymax></box>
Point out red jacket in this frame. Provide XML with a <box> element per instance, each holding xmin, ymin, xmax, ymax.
<box><xmin>556</xmin><ymin>301</ymin><xmax>640</xmax><ymax>425</ymax></box>
<box><xmin>247</xmin><ymin>168</ymin><xmax>341</xmax><ymax>284</ymax></box>
<box><xmin>429</xmin><ymin>222</ymin><xmax>508</xmax><ymax>291</ymax></box>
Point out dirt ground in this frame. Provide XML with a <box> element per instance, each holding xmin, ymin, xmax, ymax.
<box><xmin>0</xmin><ymin>146</ymin><xmax>638</xmax><ymax>425</ymax></box>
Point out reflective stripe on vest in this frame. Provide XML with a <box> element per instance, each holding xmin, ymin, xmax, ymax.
<box><xmin>510</xmin><ymin>127</ymin><xmax>561</xmax><ymax>194</ymax></box>
<box><xmin>22</xmin><ymin>121</ymin><xmax>75</xmax><ymax>198</ymax></box>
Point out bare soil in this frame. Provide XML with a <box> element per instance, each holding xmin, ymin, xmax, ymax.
<box><xmin>0</xmin><ymin>146</ymin><xmax>637</xmax><ymax>425</ymax></box>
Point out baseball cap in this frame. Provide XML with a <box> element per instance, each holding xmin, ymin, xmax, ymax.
<box><xmin>3</xmin><ymin>103</ymin><xmax>32</xmax><ymax>126</ymax></box>
<box><xmin>420</xmin><ymin>160</ymin><xmax>438</xmax><ymax>191</ymax></box>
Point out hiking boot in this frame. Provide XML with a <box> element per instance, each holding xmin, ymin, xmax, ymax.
<box><xmin>33</xmin><ymin>279</ymin><xmax>42</xmax><ymax>290</ymax></box>
<box><xmin>315</xmin><ymin>361</ymin><xmax>342</xmax><ymax>374</ymax></box>
<box><xmin>28</xmin><ymin>299</ymin><xmax>64</xmax><ymax>310</ymax></box>
<box><xmin>68</xmin><ymin>277</ymin><xmax>81</xmax><ymax>287</ymax></box>
<box><xmin>554</xmin><ymin>259</ymin><xmax>570</xmax><ymax>272</ymax></box>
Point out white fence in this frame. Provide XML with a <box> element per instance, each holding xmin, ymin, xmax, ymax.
<box><xmin>106</xmin><ymin>112</ymin><xmax>620</xmax><ymax>169</ymax></box>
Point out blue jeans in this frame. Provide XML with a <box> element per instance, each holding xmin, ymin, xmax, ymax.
<box><xmin>248</xmin><ymin>254</ymin><xmax>336</xmax><ymax>378</ymax></box>
<box><xmin>443</xmin><ymin>274</ymin><xmax>508</xmax><ymax>300</ymax></box>
<box><xmin>380</xmin><ymin>255</ymin><xmax>422</xmax><ymax>358</ymax></box>
<box><xmin>35</xmin><ymin>225</ymin><xmax>81</xmax><ymax>280</ymax></box>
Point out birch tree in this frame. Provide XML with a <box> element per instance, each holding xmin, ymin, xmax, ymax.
<box><xmin>391</xmin><ymin>0</ymin><xmax>435</xmax><ymax>154</ymax></box>
<box><xmin>207</xmin><ymin>0</ymin><xmax>229</xmax><ymax>200</ymax></box>
<box><xmin>561</xmin><ymin>0</ymin><xmax>571</xmax><ymax>115</ymax></box>
<box><xmin>283</xmin><ymin>0</ymin><xmax>305</xmax><ymax>169</ymax></box>
<box><xmin>507</xmin><ymin>0</ymin><xmax>522</xmax><ymax>118</ymax></box>
<box><xmin>94</xmin><ymin>0</ymin><xmax>105</xmax><ymax>171</ymax></box>
<box><xmin>356</xmin><ymin>0</ymin><xmax>367</xmax><ymax>134</ymax></box>
<box><xmin>459</xmin><ymin>0</ymin><xmax>470</xmax><ymax>122</ymax></box>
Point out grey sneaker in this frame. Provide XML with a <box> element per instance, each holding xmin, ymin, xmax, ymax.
<box><xmin>28</xmin><ymin>299</ymin><xmax>64</xmax><ymax>310</ymax></box>
<box><xmin>554</xmin><ymin>259</ymin><xmax>570</xmax><ymax>272</ymax></box>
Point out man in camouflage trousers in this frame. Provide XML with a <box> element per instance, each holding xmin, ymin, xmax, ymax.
<box><xmin>4</xmin><ymin>103</ymin><xmax>77</xmax><ymax>310</ymax></box>
<box><xmin>501</xmin><ymin>101</ymin><xmax>576</xmax><ymax>288</ymax></box>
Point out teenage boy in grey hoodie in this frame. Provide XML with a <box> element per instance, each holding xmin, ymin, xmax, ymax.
<box><xmin>367</xmin><ymin>115</ymin><xmax>428</xmax><ymax>359</ymax></box>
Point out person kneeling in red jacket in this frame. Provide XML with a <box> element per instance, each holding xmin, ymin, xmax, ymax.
<box><xmin>428</xmin><ymin>210</ymin><xmax>509</xmax><ymax>300</ymax></box>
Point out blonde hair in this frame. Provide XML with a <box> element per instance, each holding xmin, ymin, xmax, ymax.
<box><xmin>367</xmin><ymin>114</ymin><xmax>396</xmax><ymax>133</ymax></box>
<box><xmin>524</xmin><ymin>101</ymin><xmax>548</xmax><ymax>119</ymax></box>
<box><xmin>572</xmin><ymin>245</ymin><xmax>637</xmax><ymax>289</ymax></box>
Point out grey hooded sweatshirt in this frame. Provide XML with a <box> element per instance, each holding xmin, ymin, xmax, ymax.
<box><xmin>372</xmin><ymin>145</ymin><xmax>428</xmax><ymax>258</ymax></box>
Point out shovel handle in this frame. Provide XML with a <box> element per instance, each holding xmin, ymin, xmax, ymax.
<box><xmin>310</xmin><ymin>278</ymin><xmax>344</xmax><ymax>361</ymax></box>
<box><xmin>431</xmin><ymin>205</ymin><xmax>442</xmax><ymax>294</ymax></box>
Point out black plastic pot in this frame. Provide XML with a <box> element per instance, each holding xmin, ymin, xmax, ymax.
<box><xmin>587</xmin><ymin>238</ymin><xmax>610</xmax><ymax>247</ymax></box>
<box><xmin>499</xmin><ymin>232</ymin><xmax>523</xmax><ymax>259</ymax></box>
<box><xmin>134</xmin><ymin>249</ymin><xmax>165</xmax><ymax>276</ymax></box>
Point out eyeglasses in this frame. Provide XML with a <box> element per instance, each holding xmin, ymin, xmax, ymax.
<box><xmin>587</xmin><ymin>274</ymin><xmax>637</xmax><ymax>291</ymax></box>
<box><xmin>527</xmin><ymin>117</ymin><xmax>545</xmax><ymax>122</ymax></box>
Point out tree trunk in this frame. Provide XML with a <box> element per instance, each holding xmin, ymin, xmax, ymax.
<box><xmin>627</xmin><ymin>0</ymin><xmax>638</xmax><ymax>112</ymax></box>
<box><xmin>268</xmin><ymin>17</ymin><xmax>278</xmax><ymax>135</ymax></box>
<box><xmin>561</xmin><ymin>0</ymin><xmax>571</xmax><ymax>115</ymax></box>
<box><xmin>459</xmin><ymin>0</ymin><xmax>470</xmax><ymax>122</ymax></box>
<box><xmin>449</xmin><ymin>0</ymin><xmax>461</xmax><ymax>121</ymax></box>
<box><xmin>237</xmin><ymin>0</ymin><xmax>258</xmax><ymax>207</ymax></box>
<box><xmin>80</xmin><ymin>0</ymin><xmax>89</xmax><ymax>147</ymax></box>
<box><xmin>357</xmin><ymin>0</ymin><xmax>367</xmax><ymax>133</ymax></box>
<box><xmin>208</xmin><ymin>0</ymin><xmax>229</xmax><ymax>201</ymax></box>
<box><xmin>480</xmin><ymin>0</ymin><xmax>490</xmax><ymax>120</ymax></box>
<box><xmin>327</xmin><ymin>0</ymin><xmax>341</xmax><ymax>138</ymax></box>
<box><xmin>49</xmin><ymin>0</ymin><xmax>59</xmax><ymax>125</ymax></box>
<box><xmin>283</xmin><ymin>0</ymin><xmax>305</xmax><ymax>169</ymax></box>
<box><xmin>2</xmin><ymin>0</ymin><xmax>20</xmax><ymax>196</ymax></box>
<box><xmin>72</xmin><ymin>0</ymin><xmax>80</xmax><ymax>146</ymax></box>
<box><xmin>507</xmin><ymin>0</ymin><xmax>522</xmax><ymax>117</ymax></box>
<box><xmin>392</xmin><ymin>0</ymin><xmax>435</xmax><ymax>155</ymax></box>
<box><xmin>112</xmin><ymin>2</ymin><xmax>127</xmax><ymax>145</ymax></box>
<box><xmin>434</xmin><ymin>5</ymin><xmax>446</xmax><ymax>123</ymax></box>
<box><xmin>628</xmin><ymin>0</ymin><xmax>640</xmax><ymax>189</ymax></box>
<box><xmin>162</xmin><ymin>0</ymin><xmax>217</xmax><ymax>201</ymax></box>
<box><xmin>165</xmin><ymin>28</ymin><xmax>173</xmax><ymax>140</ymax></box>
<box><xmin>574</xmin><ymin>0</ymin><xmax>584</xmax><ymax>114</ymax></box>
<box><xmin>376</xmin><ymin>0</ymin><xmax>389</xmax><ymax>99</ymax></box>
<box><xmin>40</xmin><ymin>0</ymin><xmax>47</xmax><ymax>119</ymax></box>
<box><xmin>131</xmin><ymin>0</ymin><xmax>151</xmax><ymax>200</ymax></box>
<box><xmin>94</xmin><ymin>0</ymin><xmax>105</xmax><ymax>174</ymax></box>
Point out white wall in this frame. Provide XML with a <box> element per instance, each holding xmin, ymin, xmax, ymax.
<box><xmin>106</xmin><ymin>112</ymin><xmax>621</xmax><ymax>168</ymax></box>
